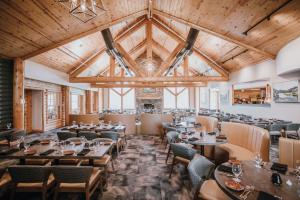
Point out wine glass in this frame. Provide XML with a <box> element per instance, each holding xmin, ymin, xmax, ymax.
<box><xmin>23</xmin><ymin>140</ymin><xmax>30</xmax><ymax>151</ymax></box>
<box><xmin>232</xmin><ymin>163</ymin><xmax>242</xmax><ymax>183</ymax></box>
<box><xmin>72</xmin><ymin>121</ymin><xmax>76</xmax><ymax>126</ymax></box>
<box><xmin>6</xmin><ymin>123</ymin><xmax>12</xmax><ymax>129</ymax></box>
<box><xmin>254</xmin><ymin>154</ymin><xmax>263</xmax><ymax>168</ymax></box>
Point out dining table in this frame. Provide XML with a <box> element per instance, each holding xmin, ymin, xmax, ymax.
<box><xmin>0</xmin><ymin>139</ymin><xmax>113</xmax><ymax>166</ymax></box>
<box><xmin>214</xmin><ymin>160</ymin><xmax>300</xmax><ymax>200</ymax></box>
<box><xmin>178</xmin><ymin>132</ymin><xmax>227</xmax><ymax>155</ymax></box>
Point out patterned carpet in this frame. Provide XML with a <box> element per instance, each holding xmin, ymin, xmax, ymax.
<box><xmin>101</xmin><ymin>135</ymin><xmax>193</xmax><ymax>200</ymax></box>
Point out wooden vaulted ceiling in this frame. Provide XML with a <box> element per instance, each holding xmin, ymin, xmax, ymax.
<box><xmin>1</xmin><ymin>0</ymin><xmax>300</xmax><ymax>75</ymax></box>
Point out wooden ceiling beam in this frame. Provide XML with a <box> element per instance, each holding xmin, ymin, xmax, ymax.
<box><xmin>146</xmin><ymin>19</ymin><xmax>153</xmax><ymax>59</ymax></box>
<box><xmin>91</xmin><ymin>82</ymin><xmax>207</xmax><ymax>88</ymax></box>
<box><xmin>154</xmin><ymin>43</ymin><xmax>185</xmax><ymax>77</ymax></box>
<box><xmin>70</xmin><ymin>18</ymin><xmax>147</xmax><ymax>77</ymax></box>
<box><xmin>115</xmin><ymin>17</ymin><xmax>147</xmax><ymax>43</ymax></box>
<box><xmin>153</xmin><ymin>17</ymin><xmax>229</xmax><ymax>78</ymax></box>
<box><xmin>69</xmin><ymin>48</ymin><xmax>106</xmax><ymax>77</ymax></box>
<box><xmin>153</xmin><ymin>9</ymin><xmax>275</xmax><ymax>59</ymax></box>
<box><xmin>183</xmin><ymin>57</ymin><xmax>189</xmax><ymax>76</ymax></box>
<box><xmin>70</xmin><ymin>76</ymin><xmax>228</xmax><ymax>83</ymax></box>
<box><xmin>152</xmin><ymin>39</ymin><xmax>169</xmax><ymax>59</ymax></box>
<box><xmin>109</xmin><ymin>56</ymin><xmax>115</xmax><ymax>77</ymax></box>
<box><xmin>21</xmin><ymin>10</ymin><xmax>147</xmax><ymax>60</ymax></box>
<box><xmin>115</xmin><ymin>43</ymin><xmax>145</xmax><ymax>77</ymax></box>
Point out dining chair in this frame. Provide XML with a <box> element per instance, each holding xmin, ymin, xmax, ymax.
<box><xmin>169</xmin><ymin>143</ymin><xmax>196</xmax><ymax>178</ymax></box>
<box><xmin>188</xmin><ymin>157</ymin><xmax>230</xmax><ymax>200</ymax></box>
<box><xmin>0</xmin><ymin>167</ymin><xmax>11</xmax><ymax>198</ymax></box>
<box><xmin>57</xmin><ymin>131</ymin><xmax>77</xmax><ymax>141</ymax></box>
<box><xmin>162</xmin><ymin>123</ymin><xmax>177</xmax><ymax>142</ymax></box>
<box><xmin>99</xmin><ymin>131</ymin><xmax>122</xmax><ymax>156</ymax></box>
<box><xmin>8</xmin><ymin>165</ymin><xmax>55</xmax><ymax>200</ymax></box>
<box><xmin>165</xmin><ymin>131</ymin><xmax>180</xmax><ymax>163</ymax></box>
<box><xmin>52</xmin><ymin>166</ymin><xmax>102</xmax><ymax>200</ymax></box>
<box><xmin>81</xmin><ymin>138</ymin><xmax>115</xmax><ymax>182</ymax></box>
<box><xmin>78</xmin><ymin>131</ymin><xmax>99</xmax><ymax>140</ymax></box>
<box><xmin>286</xmin><ymin>123</ymin><xmax>300</xmax><ymax>139</ymax></box>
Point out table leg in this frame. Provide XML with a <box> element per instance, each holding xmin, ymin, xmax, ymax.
<box><xmin>200</xmin><ymin>145</ymin><xmax>205</xmax><ymax>156</ymax></box>
<box><xmin>19</xmin><ymin>158</ymin><xmax>25</xmax><ymax>165</ymax></box>
<box><xmin>89</xmin><ymin>159</ymin><xmax>94</xmax><ymax>166</ymax></box>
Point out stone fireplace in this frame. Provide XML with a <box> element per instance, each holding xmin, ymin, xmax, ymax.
<box><xmin>135</xmin><ymin>88</ymin><xmax>163</xmax><ymax>113</ymax></box>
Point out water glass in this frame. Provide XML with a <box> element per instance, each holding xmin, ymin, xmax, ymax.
<box><xmin>6</xmin><ymin>123</ymin><xmax>12</xmax><ymax>129</ymax></box>
<box><xmin>232</xmin><ymin>163</ymin><xmax>242</xmax><ymax>182</ymax></box>
<box><xmin>23</xmin><ymin>141</ymin><xmax>30</xmax><ymax>151</ymax></box>
<box><xmin>254</xmin><ymin>154</ymin><xmax>262</xmax><ymax>168</ymax></box>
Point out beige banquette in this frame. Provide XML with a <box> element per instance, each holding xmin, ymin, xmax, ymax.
<box><xmin>279</xmin><ymin>137</ymin><xmax>300</xmax><ymax>168</ymax></box>
<box><xmin>220</xmin><ymin>122</ymin><xmax>270</xmax><ymax>161</ymax></box>
<box><xmin>141</xmin><ymin>113</ymin><xmax>173</xmax><ymax>135</ymax></box>
<box><xmin>69</xmin><ymin>114</ymin><xmax>99</xmax><ymax>125</ymax></box>
<box><xmin>195</xmin><ymin>116</ymin><xmax>218</xmax><ymax>158</ymax></box>
<box><xmin>104</xmin><ymin>114</ymin><xmax>136</xmax><ymax>135</ymax></box>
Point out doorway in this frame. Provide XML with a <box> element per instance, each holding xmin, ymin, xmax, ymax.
<box><xmin>25</xmin><ymin>89</ymin><xmax>43</xmax><ymax>133</ymax></box>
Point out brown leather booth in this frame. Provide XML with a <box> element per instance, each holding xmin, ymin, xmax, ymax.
<box><xmin>220</xmin><ymin>122</ymin><xmax>270</xmax><ymax>161</ymax></box>
<box><xmin>69</xmin><ymin>114</ymin><xmax>99</xmax><ymax>125</ymax></box>
<box><xmin>279</xmin><ymin>137</ymin><xmax>300</xmax><ymax>168</ymax></box>
<box><xmin>104</xmin><ymin>114</ymin><xmax>136</xmax><ymax>135</ymax></box>
<box><xmin>140</xmin><ymin>113</ymin><xmax>173</xmax><ymax>135</ymax></box>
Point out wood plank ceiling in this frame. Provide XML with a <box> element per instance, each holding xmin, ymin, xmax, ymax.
<box><xmin>0</xmin><ymin>0</ymin><xmax>300</xmax><ymax>74</ymax></box>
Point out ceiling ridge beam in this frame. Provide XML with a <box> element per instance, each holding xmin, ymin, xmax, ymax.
<box><xmin>146</xmin><ymin>19</ymin><xmax>153</xmax><ymax>59</ymax></box>
<box><xmin>153</xmin><ymin>17</ymin><xmax>229</xmax><ymax>78</ymax></box>
<box><xmin>22</xmin><ymin>9</ymin><xmax>147</xmax><ymax>60</ymax></box>
<box><xmin>70</xmin><ymin>76</ymin><xmax>228</xmax><ymax>83</ymax></box>
<box><xmin>153</xmin><ymin>9</ymin><xmax>275</xmax><ymax>59</ymax></box>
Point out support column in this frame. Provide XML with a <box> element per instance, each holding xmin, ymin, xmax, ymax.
<box><xmin>86</xmin><ymin>90</ymin><xmax>93</xmax><ymax>114</ymax></box>
<box><xmin>13</xmin><ymin>58</ymin><xmax>25</xmax><ymax>129</ymax></box>
<box><xmin>62</xmin><ymin>86</ymin><xmax>70</xmax><ymax>125</ymax></box>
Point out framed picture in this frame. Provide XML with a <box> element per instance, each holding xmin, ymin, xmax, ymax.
<box><xmin>273</xmin><ymin>80</ymin><xmax>299</xmax><ymax>103</ymax></box>
<box><xmin>143</xmin><ymin>88</ymin><xmax>156</xmax><ymax>93</ymax></box>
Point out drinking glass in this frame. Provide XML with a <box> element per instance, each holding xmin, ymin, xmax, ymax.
<box><xmin>23</xmin><ymin>141</ymin><xmax>30</xmax><ymax>151</ymax></box>
<box><xmin>6</xmin><ymin>123</ymin><xmax>12</xmax><ymax>129</ymax></box>
<box><xmin>232</xmin><ymin>163</ymin><xmax>242</xmax><ymax>182</ymax></box>
<box><xmin>254</xmin><ymin>154</ymin><xmax>262</xmax><ymax>168</ymax></box>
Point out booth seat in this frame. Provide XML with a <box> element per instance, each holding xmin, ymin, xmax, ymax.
<box><xmin>140</xmin><ymin>113</ymin><xmax>173</xmax><ymax>135</ymax></box>
<box><xmin>103</xmin><ymin>114</ymin><xmax>136</xmax><ymax>135</ymax></box>
<box><xmin>279</xmin><ymin>137</ymin><xmax>300</xmax><ymax>168</ymax></box>
<box><xmin>220</xmin><ymin>122</ymin><xmax>270</xmax><ymax>161</ymax></box>
<box><xmin>195</xmin><ymin>116</ymin><xmax>218</xmax><ymax>158</ymax></box>
<box><xmin>69</xmin><ymin>114</ymin><xmax>99</xmax><ymax>125</ymax></box>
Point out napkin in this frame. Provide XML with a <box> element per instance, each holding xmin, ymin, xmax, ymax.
<box><xmin>270</xmin><ymin>162</ymin><xmax>288</xmax><ymax>174</ymax></box>
<box><xmin>77</xmin><ymin>149</ymin><xmax>90</xmax><ymax>156</ymax></box>
<box><xmin>188</xmin><ymin>137</ymin><xmax>198</xmax><ymax>142</ymax></box>
<box><xmin>39</xmin><ymin>149</ymin><xmax>55</xmax><ymax>156</ymax></box>
<box><xmin>218</xmin><ymin>164</ymin><xmax>233</xmax><ymax>174</ymax></box>
<box><xmin>257</xmin><ymin>191</ymin><xmax>279</xmax><ymax>200</ymax></box>
<box><xmin>0</xmin><ymin>148</ymin><xmax>19</xmax><ymax>155</ymax></box>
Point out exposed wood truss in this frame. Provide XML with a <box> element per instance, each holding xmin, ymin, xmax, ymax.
<box><xmin>91</xmin><ymin>82</ymin><xmax>206</xmax><ymax>88</ymax></box>
<box><xmin>153</xmin><ymin>9</ymin><xmax>276</xmax><ymax>59</ymax></box>
<box><xmin>70</xmin><ymin>76</ymin><xmax>228</xmax><ymax>83</ymax></box>
<box><xmin>146</xmin><ymin>19</ymin><xmax>153</xmax><ymax>59</ymax></box>
<box><xmin>22</xmin><ymin>10</ymin><xmax>147</xmax><ymax>60</ymax></box>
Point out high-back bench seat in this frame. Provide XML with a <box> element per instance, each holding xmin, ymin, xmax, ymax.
<box><xmin>220</xmin><ymin>122</ymin><xmax>270</xmax><ymax>161</ymax></box>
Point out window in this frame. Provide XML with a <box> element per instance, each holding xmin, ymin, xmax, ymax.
<box><xmin>109</xmin><ymin>88</ymin><xmax>135</xmax><ymax>111</ymax></box>
<box><xmin>163</xmin><ymin>88</ymin><xmax>189</xmax><ymax>109</ymax></box>
<box><xmin>210</xmin><ymin>89</ymin><xmax>220</xmax><ymax>110</ymax></box>
<box><xmin>47</xmin><ymin>92</ymin><xmax>60</xmax><ymax>120</ymax></box>
<box><xmin>71</xmin><ymin>94</ymin><xmax>80</xmax><ymax>114</ymax></box>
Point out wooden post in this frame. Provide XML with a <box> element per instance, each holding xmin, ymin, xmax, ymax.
<box><xmin>94</xmin><ymin>91</ymin><xmax>99</xmax><ymax>112</ymax></box>
<box><xmin>146</xmin><ymin>19</ymin><xmax>153</xmax><ymax>59</ymax></box>
<box><xmin>109</xmin><ymin>56</ymin><xmax>115</xmax><ymax>77</ymax></box>
<box><xmin>62</xmin><ymin>86</ymin><xmax>70</xmax><ymax>125</ymax></box>
<box><xmin>85</xmin><ymin>90</ymin><xmax>93</xmax><ymax>114</ymax></box>
<box><xmin>13</xmin><ymin>58</ymin><xmax>25</xmax><ymax>130</ymax></box>
<box><xmin>183</xmin><ymin>57</ymin><xmax>189</xmax><ymax>76</ymax></box>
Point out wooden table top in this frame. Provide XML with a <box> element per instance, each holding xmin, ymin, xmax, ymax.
<box><xmin>0</xmin><ymin>141</ymin><xmax>112</xmax><ymax>160</ymax></box>
<box><xmin>214</xmin><ymin>161</ymin><xmax>299</xmax><ymax>200</ymax></box>
<box><xmin>63</xmin><ymin>125</ymin><xmax>126</xmax><ymax>132</ymax></box>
